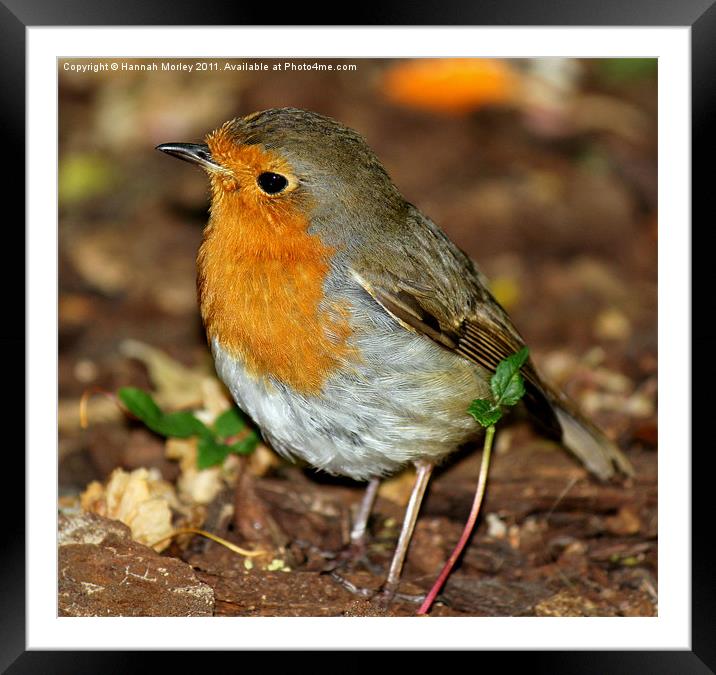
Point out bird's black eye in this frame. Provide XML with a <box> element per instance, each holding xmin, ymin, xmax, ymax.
<box><xmin>257</xmin><ymin>172</ymin><xmax>288</xmax><ymax>195</ymax></box>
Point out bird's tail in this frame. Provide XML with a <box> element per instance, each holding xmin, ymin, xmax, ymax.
<box><xmin>545</xmin><ymin>385</ymin><xmax>634</xmax><ymax>480</ymax></box>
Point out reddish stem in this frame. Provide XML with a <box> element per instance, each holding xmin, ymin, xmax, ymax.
<box><xmin>417</xmin><ymin>424</ymin><xmax>495</xmax><ymax>616</ymax></box>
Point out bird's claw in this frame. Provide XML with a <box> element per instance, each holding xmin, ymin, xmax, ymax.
<box><xmin>327</xmin><ymin>570</ymin><xmax>375</xmax><ymax>598</ymax></box>
<box><xmin>327</xmin><ymin>571</ymin><xmax>426</xmax><ymax>606</ymax></box>
<box><xmin>319</xmin><ymin>540</ymin><xmax>383</xmax><ymax>575</ymax></box>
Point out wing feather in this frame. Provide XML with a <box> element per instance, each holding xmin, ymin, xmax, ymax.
<box><xmin>351</xmin><ymin>269</ymin><xmax>562</xmax><ymax>438</ymax></box>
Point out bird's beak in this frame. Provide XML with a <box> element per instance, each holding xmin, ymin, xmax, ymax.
<box><xmin>155</xmin><ymin>143</ymin><xmax>222</xmax><ymax>172</ymax></box>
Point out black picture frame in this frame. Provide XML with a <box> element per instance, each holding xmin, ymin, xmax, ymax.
<box><xmin>8</xmin><ymin>0</ymin><xmax>711</xmax><ymax>670</ymax></box>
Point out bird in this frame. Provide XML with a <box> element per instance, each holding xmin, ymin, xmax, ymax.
<box><xmin>157</xmin><ymin>107</ymin><xmax>633</xmax><ymax>602</ymax></box>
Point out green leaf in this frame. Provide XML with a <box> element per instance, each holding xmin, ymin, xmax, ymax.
<box><xmin>119</xmin><ymin>387</ymin><xmax>209</xmax><ymax>438</ymax></box>
<box><xmin>213</xmin><ymin>408</ymin><xmax>246</xmax><ymax>440</ymax></box>
<box><xmin>467</xmin><ymin>348</ymin><xmax>530</xmax><ymax>428</ymax></box>
<box><xmin>490</xmin><ymin>347</ymin><xmax>529</xmax><ymax>408</ymax></box>
<box><xmin>197</xmin><ymin>436</ymin><xmax>232</xmax><ymax>470</ymax></box>
<box><xmin>467</xmin><ymin>399</ymin><xmax>502</xmax><ymax>428</ymax></box>
<box><xmin>118</xmin><ymin>387</ymin><xmax>162</xmax><ymax>426</ymax></box>
<box><xmin>228</xmin><ymin>434</ymin><xmax>260</xmax><ymax>456</ymax></box>
<box><xmin>155</xmin><ymin>411</ymin><xmax>210</xmax><ymax>439</ymax></box>
<box><xmin>197</xmin><ymin>431</ymin><xmax>260</xmax><ymax>469</ymax></box>
<box><xmin>118</xmin><ymin>386</ymin><xmax>258</xmax><ymax>468</ymax></box>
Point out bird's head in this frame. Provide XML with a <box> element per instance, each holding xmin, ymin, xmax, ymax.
<box><xmin>157</xmin><ymin>108</ymin><xmax>404</xmax><ymax>251</ymax></box>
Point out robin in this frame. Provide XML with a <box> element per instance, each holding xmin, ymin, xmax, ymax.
<box><xmin>157</xmin><ymin>108</ymin><xmax>633</xmax><ymax>602</ymax></box>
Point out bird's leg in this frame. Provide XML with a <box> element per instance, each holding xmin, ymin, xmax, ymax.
<box><xmin>322</xmin><ymin>478</ymin><xmax>381</xmax><ymax>574</ymax></box>
<box><xmin>350</xmin><ymin>477</ymin><xmax>380</xmax><ymax>548</ymax></box>
<box><xmin>377</xmin><ymin>460</ymin><xmax>434</xmax><ymax>603</ymax></box>
<box><xmin>344</xmin><ymin>477</ymin><xmax>382</xmax><ymax>572</ymax></box>
<box><xmin>327</xmin><ymin>462</ymin><xmax>434</xmax><ymax>605</ymax></box>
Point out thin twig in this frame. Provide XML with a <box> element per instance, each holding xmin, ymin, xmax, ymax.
<box><xmin>79</xmin><ymin>387</ymin><xmax>125</xmax><ymax>429</ymax></box>
<box><xmin>149</xmin><ymin>527</ymin><xmax>266</xmax><ymax>557</ymax></box>
<box><xmin>545</xmin><ymin>475</ymin><xmax>580</xmax><ymax>521</ymax></box>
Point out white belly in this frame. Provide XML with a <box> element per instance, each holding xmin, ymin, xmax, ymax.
<box><xmin>211</xmin><ymin>319</ymin><xmax>488</xmax><ymax>481</ymax></box>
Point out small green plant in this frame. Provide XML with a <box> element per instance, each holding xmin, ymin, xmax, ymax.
<box><xmin>417</xmin><ymin>347</ymin><xmax>530</xmax><ymax>615</ymax></box>
<box><xmin>597</xmin><ymin>58</ymin><xmax>657</xmax><ymax>83</ymax></box>
<box><xmin>467</xmin><ymin>346</ymin><xmax>529</xmax><ymax>428</ymax></box>
<box><xmin>117</xmin><ymin>387</ymin><xmax>259</xmax><ymax>469</ymax></box>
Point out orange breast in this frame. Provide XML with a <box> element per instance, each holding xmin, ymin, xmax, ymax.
<box><xmin>197</xmin><ymin>186</ymin><xmax>354</xmax><ymax>395</ymax></box>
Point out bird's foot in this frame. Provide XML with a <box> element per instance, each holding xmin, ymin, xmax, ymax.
<box><xmin>327</xmin><ymin>571</ymin><xmax>426</xmax><ymax>606</ymax></box>
<box><xmin>327</xmin><ymin>570</ymin><xmax>375</xmax><ymax>598</ymax></box>
<box><xmin>319</xmin><ymin>538</ymin><xmax>383</xmax><ymax>575</ymax></box>
<box><xmin>374</xmin><ymin>584</ymin><xmax>426</xmax><ymax>607</ymax></box>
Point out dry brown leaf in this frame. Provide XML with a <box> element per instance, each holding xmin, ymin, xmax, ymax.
<box><xmin>199</xmin><ymin>377</ymin><xmax>233</xmax><ymax>419</ymax></box>
<box><xmin>605</xmin><ymin>506</ymin><xmax>642</xmax><ymax>536</ymax></box>
<box><xmin>80</xmin><ymin>468</ymin><xmax>176</xmax><ymax>552</ymax></box>
<box><xmin>165</xmin><ymin>438</ymin><xmax>224</xmax><ymax>505</ymax></box>
<box><xmin>119</xmin><ymin>339</ymin><xmax>213</xmax><ymax>410</ymax></box>
<box><xmin>247</xmin><ymin>443</ymin><xmax>282</xmax><ymax>477</ymax></box>
<box><xmin>68</xmin><ymin>232</ymin><xmax>132</xmax><ymax>295</ymax></box>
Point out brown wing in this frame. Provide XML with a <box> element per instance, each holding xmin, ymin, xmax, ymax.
<box><xmin>351</xmin><ymin>268</ymin><xmax>562</xmax><ymax>438</ymax></box>
<box><xmin>346</xmin><ymin>202</ymin><xmax>632</xmax><ymax>479</ymax></box>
